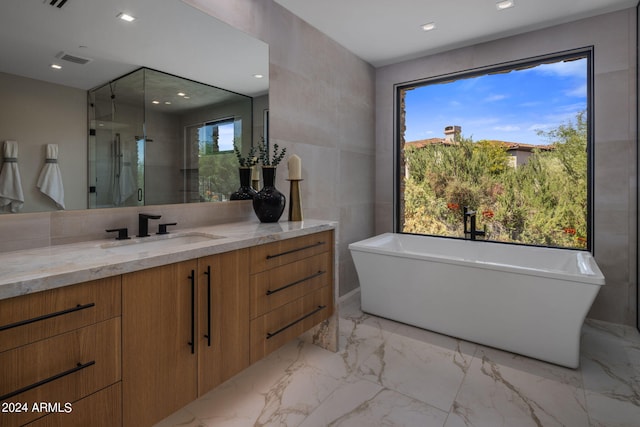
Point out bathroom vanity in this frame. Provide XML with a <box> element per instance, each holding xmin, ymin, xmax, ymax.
<box><xmin>0</xmin><ymin>220</ymin><xmax>337</xmax><ymax>427</ymax></box>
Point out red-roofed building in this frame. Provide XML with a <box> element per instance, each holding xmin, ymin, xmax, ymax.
<box><xmin>405</xmin><ymin>126</ymin><xmax>553</xmax><ymax>168</ymax></box>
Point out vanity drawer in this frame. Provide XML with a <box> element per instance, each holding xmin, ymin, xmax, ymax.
<box><xmin>24</xmin><ymin>383</ymin><xmax>121</xmax><ymax>427</ymax></box>
<box><xmin>0</xmin><ymin>277</ymin><xmax>121</xmax><ymax>353</ymax></box>
<box><xmin>250</xmin><ymin>252</ymin><xmax>331</xmax><ymax>319</ymax></box>
<box><xmin>0</xmin><ymin>318</ymin><xmax>121</xmax><ymax>427</ymax></box>
<box><xmin>250</xmin><ymin>231</ymin><xmax>332</xmax><ymax>273</ymax></box>
<box><xmin>250</xmin><ymin>285</ymin><xmax>333</xmax><ymax>362</ymax></box>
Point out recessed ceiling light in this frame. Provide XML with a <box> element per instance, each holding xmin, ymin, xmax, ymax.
<box><xmin>164</xmin><ymin>101</ymin><xmax>171</xmax><ymax>105</ymax></box>
<box><xmin>184</xmin><ymin>96</ymin><xmax>190</xmax><ymax>99</ymax></box>
<box><xmin>421</xmin><ymin>22</ymin><xmax>436</xmax><ymax>32</ymax></box>
<box><xmin>152</xmin><ymin>100</ymin><xmax>160</xmax><ymax>104</ymax></box>
<box><xmin>253</xmin><ymin>74</ymin><xmax>264</xmax><ymax>79</ymax></box>
<box><xmin>50</xmin><ymin>64</ymin><xmax>62</xmax><ymax>70</ymax></box>
<box><xmin>117</xmin><ymin>12</ymin><xmax>135</xmax><ymax>22</ymax></box>
<box><xmin>496</xmin><ymin>0</ymin><xmax>514</xmax><ymax>10</ymax></box>
<box><xmin>177</xmin><ymin>92</ymin><xmax>186</xmax><ymax>96</ymax></box>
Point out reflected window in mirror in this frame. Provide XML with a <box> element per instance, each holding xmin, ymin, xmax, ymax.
<box><xmin>186</xmin><ymin>117</ymin><xmax>243</xmax><ymax>203</ymax></box>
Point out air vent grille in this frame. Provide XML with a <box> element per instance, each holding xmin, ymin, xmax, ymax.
<box><xmin>56</xmin><ymin>51</ymin><xmax>92</xmax><ymax>65</ymax></box>
<box><xmin>48</xmin><ymin>0</ymin><xmax>68</xmax><ymax>8</ymax></box>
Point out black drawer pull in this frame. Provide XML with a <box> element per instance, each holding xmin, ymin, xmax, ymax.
<box><xmin>0</xmin><ymin>303</ymin><xmax>96</xmax><ymax>332</ymax></box>
<box><xmin>266</xmin><ymin>271</ymin><xmax>326</xmax><ymax>296</ymax></box>
<box><xmin>266</xmin><ymin>241</ymin><xmax>325</xmax><ymax>260</ymax></box>
<box><xmin>188</xmin><ymin>270</ymin><xmax>195</xmax><ymax>354</ymax></box>
<box><xmin>204</xmin><ymin>265</ymin><xmax>212</xmax><ymax>347</ymax></box>
<box><xmin>0</xmin><ymin>360</ymin><xmax>96</xmax><ymax>401</ymax></box>
<box><xmin>266</xmin><ymin>305</ymin><xmax>327</xmax><ymax>339</ymax></box>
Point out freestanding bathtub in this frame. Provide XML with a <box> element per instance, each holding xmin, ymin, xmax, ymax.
<box><xmin>348</xmin><ymin>233</ymin><xmax>605</xmax><ymax>368</ymax></box>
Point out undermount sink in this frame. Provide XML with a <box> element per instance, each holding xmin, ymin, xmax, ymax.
<box><xmin>101</xmin><ymin>232</ymin><xmax>224</xmax><ymax>254</ymax></box>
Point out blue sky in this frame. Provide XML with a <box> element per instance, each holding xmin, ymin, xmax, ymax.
<box><xmin>403</xmin><ymin>58</ymin><xmax>587</xmax><ymax>145</ymax></box>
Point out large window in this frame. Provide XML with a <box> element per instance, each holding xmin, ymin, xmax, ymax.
<box><xmin>396</xmin><ymin>50</ymin><xmax>592</xmax><ymax>250</ymax></box>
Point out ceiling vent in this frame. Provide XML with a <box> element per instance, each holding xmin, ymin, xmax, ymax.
<box><xmin>48</xmin><ymin>0</ymin><xmax>68</xmax><ymax>8</ymax></box>
<box><xmin>55</xmin><ymin>51</ymin><xmax>93</xmax><ymax>65</ymax></box>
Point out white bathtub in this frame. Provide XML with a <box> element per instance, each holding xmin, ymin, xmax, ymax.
<box><xmin>348</xmin><ymin>233</ymin><xmax>605</xmax><ymax>368</ymax></box>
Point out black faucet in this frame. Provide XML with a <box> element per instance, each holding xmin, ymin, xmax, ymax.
<box><xmin>138</xmin><ymin>213</ymin><xmax>162</xmax><ymax>237</ymax></box>
<box><xmin>106</xmin><ymin>227</ymin><xmax>130</xmax><ymax>240</ymax></box>
<box><xmin>463</xmin><ymin>206</ymin><xmax>485</xmax><ymax>240</ymax></box>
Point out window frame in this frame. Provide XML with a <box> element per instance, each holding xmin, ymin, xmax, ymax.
<box><xmin>393</xmin><ymin>47</ymin><xmax>595</xmax><ymax>252</ymax></box>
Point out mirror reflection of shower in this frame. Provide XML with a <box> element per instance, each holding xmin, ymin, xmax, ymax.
<box><xmin>88</xmin><ymin>67</ymin><xmax>253</xmax><ymax>208</ymax></box>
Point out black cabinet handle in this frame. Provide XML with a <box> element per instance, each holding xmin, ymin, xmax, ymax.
<box><xmin>0</xmin><ymin>303</ymin><xmax>95</xmax><ymax>332</ymax></box>
<box><xmin>0</xmin><ymin>360</ymin><xmax>95</xmax><ymax>401</ymax></box>
<box><xmin>266</xmin><ymin>271</ymin><xmax>326</xmax><ymax>296</ymax></box>
<box><xmin>203</xmin><ymin>265</ymin><xmax>212</xmax><ymax>347</ymax></box>
<box><xmin>265</xmin><ymin>241</ymin><xmax>325</xmax><ymax>260</ymax></box>
<box><xmin>188</xmin><ymin>270</ymin><xmax>195</xmax><ymax>354</ymax></box>
<box><xmin>266</xmin><ymin>305</ymin><xmax>327</xmax><ymax>339</ymax></box>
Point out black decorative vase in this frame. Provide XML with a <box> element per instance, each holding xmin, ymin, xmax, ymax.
<box><xmin>230</xmin><ymin>168</ymin><xmax>257</xmax><ymax>200</ymax></box>
<box><xmin>252</xmin><ymin>166</ymin><xmax>286</xmax><ymax>222</ymax></box>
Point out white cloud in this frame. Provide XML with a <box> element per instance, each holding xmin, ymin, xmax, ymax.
<box><xmin>565</xmin><ymin>83</ymin><xmax>587</xmax><ymax>98</ymax></box>
<box><xmin>493</xmin><ymin>125</ymin><xmax>520</xmax><ymax>132</ymax></box>
<box><xmin>484</xmin><ymin>94</ymin><xmax>508</xmax><ymax>102</ymax></box>
<box><xmin>532</xmin><ymin>59</ymin><xmax>586</xmax><ymax>79</ymax></box>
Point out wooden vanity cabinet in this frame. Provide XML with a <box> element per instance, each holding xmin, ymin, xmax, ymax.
<box><xmin>249</xmin><ymin>230</ymin><xmax>334</xmax><ymax>362</ymax></box>
<box><xmin>0</xmin><ymin>277</ymin><xmax>121</xmax><ymax>427</ymax></box>
<box><xmin>122</xmin><ymin>249</ymin><xmax>250</xmax><ymax>427</ymax></box>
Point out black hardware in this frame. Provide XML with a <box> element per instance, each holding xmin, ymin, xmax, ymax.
<box><xmin>203</xmin><ymin>265</ymin><xmax>211</xmax><ymax>347</ymax></box>
<box><xmin>105</xmin><ymin>227</ymin><xmax>130</xmax><ymax>240</ymax></box>
<box><xmin>463</xmin><ymin>206</ymin><xmax>486</xmax><ymax>241</ymax></box>
<box><xmin>0</xmin><ymin>360</ymin><xmax>95</xmax><ymax>401</ymax></box>
<box><xmin>266</xmin><ymin>305</ymin><xmax>327</xmax><ymax>339</ymax></box>
<box><xmin>137</xmin><ymin>213</ymin><xmax>161</xmax><ymax>237</ymax></box>
<box><xmin>137</xmin><ymin>188</ymin><xmax>143</xmax><ymax>202</ymax></box>
<box><xmin>157</xmin><ymin>222</ymin><xmax>178</xmax><ymax>235</ymax></box>
<box><xmin>49</xmin><ymin>0</ymin><xmax>68</xmax><ymax>9</ymax></box>
<box><xmin>188</xmin><ymin>270</ymin><xmax>195</xmax><ymax>354</ymax></box>
<box><xmin>0</xmin><ymin>303</ymin><xmax>95</xmax><ymax>332</ymax></box>
<box><xmin>265</xmin><ymin>241</ymin><xmax>325</xmax><ymax>260</ymax></box>
<box><xmin>89</xmin><ymin>186</ymin><xmax>96</xmax><ymax>193</ymax></box>
<box><xmin>266</xmin><ymin>271</ymin><xmax>326</xmax><ymax>296</ymax></box>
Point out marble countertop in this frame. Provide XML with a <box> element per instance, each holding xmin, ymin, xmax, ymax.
<box><xmin>0</xmin><ymin>219</ymin><xmax>337</xmax><ymax>301</ymax></box>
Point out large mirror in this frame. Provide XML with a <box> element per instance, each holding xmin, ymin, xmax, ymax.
<box><xmin>0</xmin><ymin>0</ymin><xmax>268</xmax><ymax>213</ymax></box>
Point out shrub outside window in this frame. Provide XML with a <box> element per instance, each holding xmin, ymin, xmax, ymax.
<box><xmin>395</xmin><ymin>49</ymin><xmax>592</xmax><ymax>250</ymax></box>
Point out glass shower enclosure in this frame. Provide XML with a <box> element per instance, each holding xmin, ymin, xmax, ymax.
<box><xmin>87</xmin><ymin>67</ymin><xmax>253</xmax><ymax>208</ymax></box>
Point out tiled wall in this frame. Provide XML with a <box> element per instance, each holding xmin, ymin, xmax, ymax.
<box><xmin>375</xmin><ymin>9</ymin><xmax>638</xmax><ymax>326</ymax></box>
<box><xmin>185</xmin><ymin>0</ymin><xmax>377</xmax><ymax>297</ymax></box>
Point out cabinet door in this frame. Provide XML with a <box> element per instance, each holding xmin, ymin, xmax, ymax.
<box><xmin>122</xmin><ymin>261</ymin><xmax>198</xmax><ymax>427</ymax></box>
<box><xmin>197</xmin><ymin>249</ymin><xmax>250</xmax><ymax>395</ymax></box>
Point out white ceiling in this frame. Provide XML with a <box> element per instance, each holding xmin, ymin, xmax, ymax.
<box><xmin>274</xmin><ymin>0</ymin><xmax>638</xmax><ymax>67</ymax></box>
<box><xmin>0</xmin><ymin>0</ymin><xmax>269</xmax><ymax>96</ymax></box>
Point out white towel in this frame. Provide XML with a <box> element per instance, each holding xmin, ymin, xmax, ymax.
<box><xmin>0</xmin><ymin>140</ymin><xmax>25</xmax><ymax>213</ymax></box>
<box><xmin>37</xmin><ymin>144</ymin><xmax>65</xmax><ymax>209</ymax></box>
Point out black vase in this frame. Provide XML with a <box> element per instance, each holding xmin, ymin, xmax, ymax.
<box><xmin>230</xmin><ymin>168</ymin><xmax>257</xmax><ymax>200</ymax></box>
<box><xmin>252</xmin><ymin>166</ymin><xmax>286</xmax><ymax>222</ymax></box>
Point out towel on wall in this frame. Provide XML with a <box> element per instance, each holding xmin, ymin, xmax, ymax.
<box><xmin>0</xmin><ymin>140</ymin><xmax>25</xmax><ymax>213</ymax></box>
<box><xmin>37</xmin><ymin>143</ymin><xmax>65</xmax><ymax>209</ymax></box>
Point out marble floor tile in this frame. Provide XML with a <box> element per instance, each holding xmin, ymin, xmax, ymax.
<box><xmin>299</xmin><ymin>378</ymin><xmax>449</xmax><ymax>427</ymax></box>
<box><xmin>156</xmin><ymin>291</ymin><xmax>640</xmax><ymax>427</ymax></box>
<box><xmin>581</xmin><ymin>320</ymin><xmax>640</xmax><ymax>427</ymax></box>
<box><xmin>356</xmin><ymin>323</ymin><xmax>476</xmax><ymax>412</ymax></box>
<box><xmin>445</xmin><ymin>346</ymin><xmax>589</xmax><ymax>427</ymax></box>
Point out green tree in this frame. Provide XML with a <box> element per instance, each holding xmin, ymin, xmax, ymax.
<box><xmin>402</xmin><ymin>110</ymin><xmax>588</xmax><ymax>249</ymax></box>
